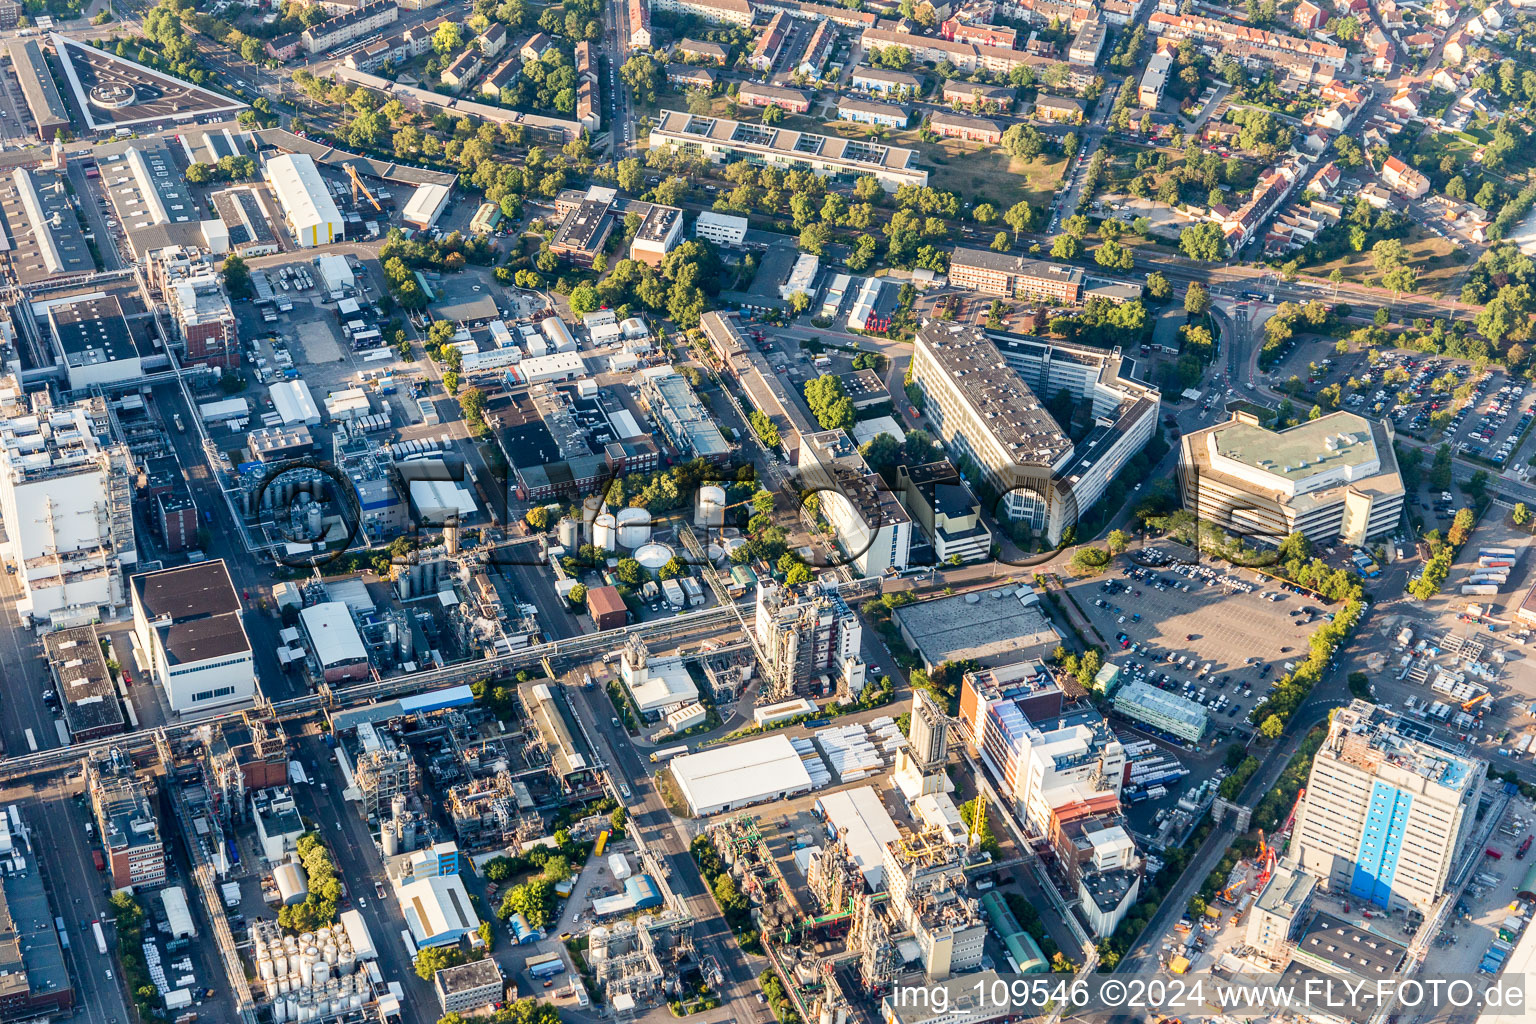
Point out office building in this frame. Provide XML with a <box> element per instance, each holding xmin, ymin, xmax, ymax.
<box><xmin>753</xmin><ymin>581</ymin><xmax>865</xmax><ymax>702</ymax></box>
<box><xmin>434</xmin><ymin>959</ymin><xmax>504</xmax><ymax>1015</ymax></box>
<box><xmin>129</xmin><ymin>560</ymin><xmax>256</xmax><ymax>713</ymax></box>
<box><xmin>1178</xmin><ymin>410</ymin><xmax>1405</xmax><ymax>546</ymax></box>
<box><xmin>948</xmin><ymin>249</ymin><xmax>1083</xmax><ymax>301</ymax></box>
<box><xmin>959</xmin><ymin>663</ymin><xmax>1124</xmax><ymax>834</ymax></box>
<box><xmin>1247</xmin><ymin>866</ymin><xmax>1316</xmax><ymax>959</ymax></box>
<box><xmin>630</xmin><ymin>203</ymin><xmax>684</xmax><ymax>265</ymax></box>
<box><xmin>910</xmin><ymin>321</ymin><xmax>1159</xmax><ymax>544</ymax></box>
<box><xmin>896</xmin><ymin>462</ymin><xmax>991</xmax><ymax>564</ymax></box>
<box><xmin>1291</xmin><ymin>700</ymin><xmax>1484</xmax><ymax>915</ymax></box>
<box><xmin>86</xmin><ymin>748</ymin><xmax>166</xmax><ymax>890</ymax></box>
<box><xmin>694</xmin><ymin>210</ymin><xmax>748</xmax><ymax>247</ymax></box>
<box><xmin>648</xmin><ymin>110</ymin><xmax>928</xmax><ymax>191</ymax></box>
<box><xmin>0</xmin><ymin>382</ymin><xmax>135</xmax><ymax>628</ymax></box>
<box><xmin>638</xmin><ymin>370</ymin><xmax>731</xmax><ymax>463</ymax></box>
<box><xmin>265</xmin><ymin>153</ymin><xmax>344</xmax><ymax>248</ymax></box>
<box><xmin>797</xmin><ymin>429</ymin><xmax>912</xmax><ymax>577</ymax></box>
<box><xmin>1112</xmin><ymin>680</ymin><xmax>1207</xmax><ymax>743</ymax></box>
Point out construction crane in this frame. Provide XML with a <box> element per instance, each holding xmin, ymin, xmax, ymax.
<box><xmin>1463</xmin><ymin>692</ymin><xmax>1490</xmax><ymax>713</ymax></box>
<box><xmin>345</xmin><ymin>163</ymin><xmax>381</xmax><ymax>212</ymax></box>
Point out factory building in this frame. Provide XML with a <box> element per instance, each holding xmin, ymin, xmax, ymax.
<box><xmin>129</xmin><ymin>560</ymin><xmax>256</xmax><ymax>713</ymax></box>
<box><xmin>882</xmin><ymin>829</ymin><xmax>986</xmax><ymax>980</ymax></box>
<box><xmin>669</xmin><ymin>734</ymin><xmax>816</xmax><ymax>816</ymax></box>
<box><xmin>6</xmin><ymin>39</ymin><xmax>69</xmax><ymax>139</ymax></box>
<box><xmin>43</xmin><ymin>624</ymin><xmax>126</xmax><ymax>742</ymax></box>
<box><xmin>298</xmin><ymin>601</ymin><xmax>371</xmax><ymax>683</ymax></box>
<box><xmin>155</xmin><ymin>489</ymin><xmax>199</xmax><ymax>553</ymax></box>
<box><xmin>1291</xmin><ymin>700</ymin><xmax>1484</xmax><ymax>915</ymax></box>
<box><xmin>638</xmin><ymin>370</ymin><xmax>730</xmax><ymax>463</ymax></box>
<box><xmin>403</xmin><ymin>183</ymin><xmax>451</xmax><ymax>230</ymax></box>
<box><xmin>0</xmin><ymin>381</ymin><xmax>136</xmax><ymax>628</ymax></box>
<box><xmin>0</xmin><ymin>808</ymin><xmax>74</xmax><ymax>1020</ymax></box>
<box><xmin>167</xmin><ymin>273</ymin><xmax>239</xmax><ymax>370</ymax></box>
<box><xmin>264</xmin><ymin>153</ymin><xmax>344</xmax><ymax>248</ymax></box>
<box><xmin>1178</xmin><ymin>410</ymin><xmax>1405</xmax><ymax>547</ymax></box>
<box><xmin>910</xmin><ymin>321</ymin><xmax>1159</xmax><ymax>545</ymax></box>
<box><xmin>86</xmin><ymin>748</ymin><xmax>166</xmax><ymax>890</ymax></box>
<box><xmin>753</xmin><ymin>582</ymin><xmax>865</xmax><ymax>703</ymax></box>
<box><xmin>47</xmin><ymin>295</ymin><xmax>143</xmax><ymax>391</ymax></box>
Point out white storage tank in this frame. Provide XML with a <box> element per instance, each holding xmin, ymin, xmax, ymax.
<box><xmin>634</xmin><ymin>542</ymin><xmax>673</xmax><ymax>572</ymax></box>
<box><xmin>616</xmin><ymin>507</ymin><xmax>652</xmax><ymax>548</ymax></box>
<box><xmin>593</xmin><ymin>513</ymin><xmax>617</xmax><ymax>551</ymax></box>
<box><xmin>581</xmin><ymin>493</ymin><xmax>603</xmax><ymax>539</ymax></box>
<box><xmin>695</xmin><ymin>485</ymin><xmax>726</xmax><ymax>528</ymax></box>
<box><xmin>558</xmin><ymin>516</ymin><xmax>579</xmax><ymax>548</ymax></box>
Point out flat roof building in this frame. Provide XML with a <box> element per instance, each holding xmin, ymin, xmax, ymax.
<box><xmin>434</xmin><ymin>958</ymin><xmax>503</xmax><ymax>1015</ymax></box>
<box><xmin>298</xmin><ymin>601</ymin><xmax>370</xmax><ymax>683</ymax></box>
<box><xmin>1247</xmin><ymin>865</ymin><xmax>1316</xmax><ymax>958</ymax></box>
<box><xmin>1291</xmin><ymin>700</ymin><xmax>1484</xmax><ymax>915</ymax></box>
<box><xmin>798</xmin><ymin>428</ymin><xmax>911</xmax><ymax>578</ymax></box>
<box><xmin>2</xmin><ymin>167</ymin><xmax>94</xmax><ymax>283</ymax></box>
<box><xmin>911</xmin><ymin>321</ymin><xmax>1160</xmax><ymax>544</ymax></box>
<box><xmin>1111</xmin><ymin>680</ymin><xmax>1207</xmax><ymax>743</ymax></box>
<box><xmin>47</xmin><ymin>295</ymin><xmax>143</xmax><ymax>390</ymax></box>
<box><xmin>130</xmin><ymin>559</ymin><xmax>256</xmax><ymax>713</ymax></box>
<box><xmin>43</xmin><ymin>623</ymin><xmax>125</xmax><ymax>742</ymax></box>
<box><xmin>265</xmin><ymin>153</ymin><xmax>343</xmax><ymax>248</ymax></box>
<box><xmin>1179</xmin><ymin>410</ymin><xmax>1405</xmax><ymax>547</ymax></box>
<box><xmin>649</xmin><ymin>109</ymin><xmax>927</xmax><ymax>191</ymax></box>
<box><xmin>948</xmin><ymin>248</ymin><xmax>1084</xmax><ymax>302</ymax></box>
<box><xmin>402</xmin><ymin>182</ymin><xmax>451</xmax><ymax>230</ymax></box>
<box><xmin>0</xmin><ymin>813</ymin><xmax>74</xmax><ymax>1020</ymax></box>
<box><xmin>1139</xmin><ymin>49</ymin><xmax>1173</xmax><ymax>108</ymax></box>
<box><xmin>815</xmin><ymin>785</ymin><xmax>904</xmax><ymax>890</ymax></box>
<box><xmin>670</xmin><ymin>734</ymin><xmax>816</xmax><ymax>816</ymax></box>
<box><xmin>638</xmin><ymin>370</ymin><xmax>731</xmax><ymax>462</ymax></box>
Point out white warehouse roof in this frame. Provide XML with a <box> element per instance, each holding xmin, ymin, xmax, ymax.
<box><xmin>269</xmin><ymin>379</ymin><xmax>321</xmax><ymax>425</ymax></box>
<box><xmin>670</xmin><ymin>735</ymin><xmax>817</xmax><ymax>816</ymax></box>
<box><xmin>399</xmin><ymin>873</ymin><xmax>480</xmax><ymax>949</ymax></box>
<box><xmin>402</xmin><ymin>183</ymin><xmax>451</xmax><ymax>229</ymax></box>
<box><xmin>160</xmin><ymin>885</ymin><xmax>196</xmax><ymax>939</ymax></box>
<box><xmin>266</xmin><ymin>153</ymin><xmax>342</xmax><ymax>247</ymax></box>
<box><xmin>815</xmin><ymin>786</ymin><xmax>902</xmax><ymax>890</ymax></box>
<box><xmin>298</xmin><ymin>601</ymin><xmax>367</xmax><ymax>668</ymax></box>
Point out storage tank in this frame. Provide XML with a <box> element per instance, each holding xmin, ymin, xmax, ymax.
<box><xmin>558</xmin><ymin>517</ymin><xmax>579</xmax><ymax>548</ymax></box>
<box><xmin>695</xmin><ymin>485</ymin><xmax>726</xmax><ymax>528</ymax></box>
<box><xmin>380</xmin><ymin>820</ymin><xmax>399</xmax><ymax>856</ymax></box>
<box><xmin>581</xmin><ymin>493</ymin><xmax>603</xmax><ymax>540</ymax></box>
<box><xmin>593</xmin><ymin>513</ymin><xmax>617</xmax><ymax>551</ymax></box>
<box><xmin>723</xmin><ymin>537</ymin><xmax>749</xmax><ymax>562</ymax></box>
<box><xmin>391</xmin><ymin>794</ymin><xmax>407</xmax><ymax>820</ymax></box>
<box><xmin>616</xmin><ymin>507</ymin><xmax>652</xmax><ymax>548</ymax></box>
<box><xmin>635</xmin><ymin>542</ymin><xmax>673</xmax><ymax>572</ymax></box>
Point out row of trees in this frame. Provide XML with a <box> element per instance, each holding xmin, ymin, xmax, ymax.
<box><xmin>277</xmin><ymin>834</ymin><xmax>343</xmax><ymax>933</ymax></box>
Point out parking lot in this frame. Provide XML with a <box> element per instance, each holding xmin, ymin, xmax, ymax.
<box><xmin>1067</xmin><ymin>549</ymin><xmax>1338</xmax><ymax>744</ymax></box>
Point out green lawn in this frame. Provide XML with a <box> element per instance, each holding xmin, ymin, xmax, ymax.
<box><xmin>1302</xmin><ymin>226</ymin><xmax>1471</xmax><ymax>297</ymax></box>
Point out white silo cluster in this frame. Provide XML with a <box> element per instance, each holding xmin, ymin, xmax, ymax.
<box><xmin>252</xmin><ymin>920</ymin><xmax>370</xmax><ymax>1022</ymax></box>
<box><xmin>582</xmin><ymin>502</ymin><xmax>654</xmax><ymax>553</ymax></box>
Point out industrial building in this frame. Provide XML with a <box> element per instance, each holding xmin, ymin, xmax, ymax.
<box><xmin>648</xmin><ymin>110</ymin><xmax>928</xmax><ymax>191</ymax></box>
<box><xmin>1290</xmin><ymin>700</ymin><xmax>1484</xmax><ymax>915</ymax></box>
<box><xmin>0</xmin><ymin>380</ymin><xmax>136</xmax><ymax>628</ymax></box>
<box><xmin>298</xmin><ymin>601</ymin><xmax>371</xmax><ymax>683</ymax></box>
<box><xmin>669</xmin><ymin>734</ymin><xmax>816</xmax><ymax>816</ymax></box>
<box><xmin>896</xmin><ymin>462</ymin><xmax>991</xmax><ymax>564</ymax></box>
<box><xmin>1178</xmin><ymin>410</ymin><xmax>1406</xmax><ymax>547</ymax></box>
<box><xmin>155</xmin><ymin>489</ymin><xmax>199</xmax><ymax>553</ymax></box>
<box><xmin>86</xmin><ymin>748</ymin><xmax>166</xmax><ymax>890</ymax></box>
<box><xmin>550</xmin><ymin>185</ymin><xmax>684</xmax><ymax>267</ymax></box>
<box><xmin>3</xmin><ymin>167</ymin><xmax>94</xmax><ymax>282</ymax></box>
<box><xmin>5</xmin><ymin>39</ymin><xmax>69</xmax><ymax>139</ymax></box>
<box><xmin>434</xmin><ymin>958</ymin><xmax>503</xmax><ymax>1015</ymax></box>
<box><xmin>167</xmin><ymin>272</ymin><xmax>239</xmax><ymax>369</ymax></box>
<box><xmin>47</xmin><ymin>295</ymin><xmax>143</xmax><ymax>390</ymax></box>
<box><xmin>813</xmin><ymin>787</ymin><xmax>902</xmax><ymax>890</ymax></box>
<box><xmin>389</xmin><ymin>842</ymin><xmax>482</xmax><ymax>949</ymax></box>
<box><xmin>403</xmin><ymin>183</ymin><xmax>452</xmax><ymax>229</ymax></box>
<box><xmin>753</xmin><ymin>582</ymin><xmax>865</xmax><ymax>703</ymax></box>
<box><xmin>129</xmin><ymin>560</ymin><xmax>256</xmax><ymax>713</ymax></box>
<box><xmin>264</xmin><ymin>153</ymin><xmax>344</xmax><ymax>248</ymax></box>
<box><xmin>43</xmin><ymin>624</ymin><xmax>126</xmax><ymax>742</ymax></box>
<box><xmin>619</xmin><ymin>637</ymin><xmax>699</xmax><ymax>717</ymax></box>
<box><xmin>0</xmin><ymin>809</ymin><xmax>74</xmax><ymax>1020</ymax></box>
<box><xmin>910</xmin><ymin>321</ymin><xmax>1160</xmax><ymax>545</ymax></box>
<box><xmin>638</xmin><ymin>370</ymin><xmax>730</xmax><ymax>463</ymax></box>
<box><xmin>893</xmin><ymin>588</ymin><xmax>1058</xmax><ymax>672</ymax></box>
<box><xmin>882</xmin><ymin>828</ymin><xmax>986</xmax><ymax>980</ymax></box>
<box><xmin>798</xmin><ymin>429</ymin><xmax>911</xmax><ymax>578</ymax></box>
<box><xmin>1111</xmin><ymin>680</ymin><xmax>1207</xmax><ymax>743</ymax></box>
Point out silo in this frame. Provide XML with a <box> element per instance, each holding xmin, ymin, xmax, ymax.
<box><xmin>271</xmin><ymin>998</ymin><xmax>287</xmax><ymax>1023</ymax></box>
<box><xmin>306</xmin><ymin>503</ymin><xmax>323</xmax><ymax>539</ymax></box>
<box><xmin>391</xmin><ymin>794</ymin><xmax>408</xmax><ymax>820</ymax></box>
<box><xmin>581</xmin><ymin>493</ymin><xmax>603</xmax><ymax>539</ymax></box>
<box><xmin>380</xmin><ymin>821</ymin><xmax>399</xmax><ymax>856</ymax></box>
<box><xmin>589</xmin><ymin>926</ymin><xmax>609</xmax><ymax>963</ymax></box>
<box><xmin>593</xmin><ymin>513</ymin><xmax>617</xmax><ymax>551</ymax></box>
<box><xmin>695</xmin><ymin>485</ymin><xmax>726</xmax><ymax>528</ymax></box>
<box><xmin>444</xmin><ymin>519</ymin><xmax>460</xmax><ymax>555</ymax></box>
<box><xmin>635</xmin><ymin>543</ymin><xmax>673</xmax><ymax>572</ymax></box>
<box><xmin>557</xmin><ymin>517</ymin><xmax>579</xmax><ymax>548</ymax></box>
<box><xmin>616</xmin><ymin>507</ymin><xmax>652</xmax><ymax>548</ymax></box>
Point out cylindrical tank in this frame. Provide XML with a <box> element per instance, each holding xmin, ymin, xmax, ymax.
<box><xmin>581</xmin><ymin>493</ymin><xmax>603</xmax><ymax>539</ymax></box>
<box><xmin>695</xmin><ymin>485</ymin><xmax>726</xmax><ymax>528</ymax></box>
<box><xmin>635</xmin><ymin>542</ymin><xmax>673</xmax><ymax>572</ymax></box>
<box><xmin>322</xmin><ymin>943</ymin><xmax>338</xmax><ymax>965</ymax></box>
<box><xmin>616</xmin><ymin>507</ymin><xmax>652</xmax><ymax>548</ymax></box>
<box><xmin>338</xmin><ymin>949</ymin><xmax>356</xmax><ymax>976</ymax></box>
<box><xmin>723</xmin><ymin>537</ymin><xmax>748</xmax><ymax>561</ymax></box>
<box><xmin>557</xmin><ymin>516</ymin><xmax>579</xmax><ymax>548</ymax></box>
<box><xmin>306</xmin><ymin>503</ymin><xmax>323</xmax><ymax>539</ymax></box>
<box><xmin>593</xmin><ymin>513</ymin><xmax>617</xmax><ymax>551</ymax></box>
<box><xmin>391</xmin><ymin>793</ymin><xmax>408</xmax><ymax>820</ymax></box>
<box><xmin>444</xmin><ymin>519</ymin><xmax>460</xmax><ymax>555</ymax></box>
<box><xmin>380</xmin><ymin>821</ymin><xmax>399</xmax><ymax>856</ymax></box>
<box><xmin>589</xmin><ymin>925</ymin><xmax>609</xmax><ymax>962</ymax></box>
<box><xmin>707</xmin><ymin>543</ymin><xmax>724</xmax><ymax>563</ymax></box>
<box><xmin>313</xmin><ymin>960</ymin><xmax>330</xmax><ymax>985</ymax></box>
<box><xmin>259</xmin><ymin>955</ymin><xmax>275</xmax><ymax>981</ymax></box>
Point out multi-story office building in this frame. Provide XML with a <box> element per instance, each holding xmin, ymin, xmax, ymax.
<box><xmin>948</xmin><ymin>249</ymin><xmax>1083</xmax><ymax>301</ymax></box>
<box><xmin>959</xmin><ymin>663</ymin><xmax>1124</xmax><ymax>834</ymax></box>
<box><xmin>753</xmin><ymin>582</ymin><xmax>866</xmax><ymax>701</ymax></box>
<box><xmin>798</xmin><ymin>429</ymin><xmax>912</xmax><ymax>577</ymax></box>
<box><xmin>638</xmin><ymin>371</ymin><xmax>731</xmax><ymax>463</ymax></box>
<box><xmin>1178</xmin><ymin>410</ymin><xmax>1405</xmax><ymax>546</ymax></box>
<box><xmin>1291</xmin><ymin>700</ymin><xmax>1485</xmax><ymax>914</ymax></box>
<box><xmin>1246</xmin><ymin>866</ymin><xmax>1316</xmax><ymax>959</ymax></box>
<box><xmin>86</xmin><ymin>748</ymin><xmax>166</xmax><ymax>890</ymax></box>
<box><xmin>897</xmin><ymin>462</ymin><xmax>992</xmax><ymax>564</ymax></box>
<box><xmin>910</xmin><ymin>321</ymin><xmax>1159</xmax><ymax>544</ymax></box>
<box><xmin>168</xmin><ymin>272</ymin><xmax>239</xmax><ymax>369</ymax></box>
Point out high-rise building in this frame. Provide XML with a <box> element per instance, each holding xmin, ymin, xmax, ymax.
<box><xmin>753</xmin><ymin>582</ymin><xmax>866</xmax><ymax>702</ymax></box>
<box><xmin>86</xmin><ymin>748</ymin><xmax>166</xmax><ymax>890</ymax></box>
<box><xmin>1291</xmin><ymin>700</ymin><xmax>1485</xmax><ymax>914</ymax></box>
<box><xmin>0</xmin><ymin>379</ymin><xmax>136</xmax><ymax>628</ymax></box>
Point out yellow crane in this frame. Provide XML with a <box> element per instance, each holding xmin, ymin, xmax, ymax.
<box><xmin>345</xmin><ymin>163</ymin><xmax>381</xmax><ymax>212</ymax></box>
<box><xmin>1464</xmin><ymin>692</ymin><xmax>1490</xmax><ymax>713</ymax></box>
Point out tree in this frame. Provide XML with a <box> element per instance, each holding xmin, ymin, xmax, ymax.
<box><xmin>1062</xmin><ymin>132</ymin><xmax>1079</xmax><ymax>162</ymax></box>
<box><xmin>415</xmin><ymin>945</ymin><xmax>462</xmax><ymax>980</ymax></box>
<box><xmin>620</xmin><ymin>55</ymin><xmax>660</xmax><ymax>103</ymax></box>
<box><xmin>1095</xmin><ymin>239</ymin><xmax>1134</xmax><ymax>271</ymax></box>
<box><xmin>432</xmin><ymin>21</ymin><xmax>464</xmax><ymax>54</ymax></box>
<box><xmin>458</xmin><ymin>386</ymin><xmax>485</xmax><ymax>426</ymax></box>
<box><xmin>221</xmin><ymin>254</ymin><xmax>253</xmax><ymax>300</ymax></box>
<box><xmin>1051</xmin><ymin>234</ymin><xmax>1083</xmax><ymax>260</ymax></box>
<box><xmin>569</xmin><ymin>283</ymin><xmax>599</xmax><ymax>316</ymax></box>
<box><xmin>1107</xmin><ymin>529</ymin><xmax>1129</xmax><ymax>554</ymax></box>
<box><xmin>525</xmin><ymin>505</ymin><xmax>551</xmax><ymax>531</ymax></box>
<box><xmin>1184</xmin><ymin>281</ymin><xmax>1210</xmax><ymax>316</ymax></box>
<box><xmin>785</xmin><ymin>562</ymin><xmax>813</xmax><ymax>585</ymax></box>
<box><xmin>1146</xmin><ymin>271</ymin><xmax>1171</xmax><ymax>301</ymax></box>
<box><xmin>1259</xmin><ymin>715</ymin><xmax>1284</xmax><ymax>740</ymax></box>
<box><xmin>762</xmin><ymin>103</ymin><xmax>785</xmax><ymax>125</ymax></box>
<box><xmin>991</xmin><ymin>231</ymin><xmax>1010</xmax><ymax>252</ymax></box>
<box><xmin>659</xmin><ymin>556</ymin><xmax>687</xmax><ymax>580</ymax></box>
<box><xmin>1003</xmin><ymin>201</ymin><xmax>1034</xmax><ymax>238</ymax></box>
<box><xmin>568</xmin><ymin>583</ymin><xmax>588</xmax><ymax>606</ymax></box>
<box><xmin>1179</xmin><ymin>222</ymin><xmax>1226</xmax><ymax>261</ymax></box>
<box><xmin>1517</xmin><ymin>503</ymin><xmax>1532</xmax><ymax>527</ymax></box>
<box><xmin>803</xmin><ymin>374</ymin><xmax>855</xmax><ymax>430</ymax></box>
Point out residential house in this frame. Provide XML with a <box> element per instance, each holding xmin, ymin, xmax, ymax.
<box><xmin>1034</xmin><ymin>93</ymin><xmax>1085</xmax><ymax>122</ymax></box>
<box><xmin>521</xmin><ymin>32</ymin><xmax>557</xmax><ymax>61</ymax></box>
<box><xmin>1293</xmin><ymin>0</ymin><xmax>1323</xmax><ymax>29</ymax></box>
<box><xmin>942</xmin><ymin>80</ymin><xmax>1015</xmax><ymax>109</ymax></box>
<box><xmin>666</xmin><ymin>63</ymin><xmax>716</xmax><ymax>88</ymax></box>
<box><xmin>928</xmin><ymin>110</ymin><xmax>1004</xmax><ymax>142</ymax></box>
<box><xmin>440</xmin><ymin>49</ymin><xmax>483</xmax><ymax>92</ymax></box>
<box><xmin>1380</xmin><ymin>155</ymin><xmax>1430</xmax><ymax>198</ymax></box>
<box><xmin>851</xmin><ymin>66</ymin><xmax>923</xmax><ymax>96</ymax></box>
<box><xmin>738</xmin><ymin>82</ymin><xmax>812</xmax><ymax>112</ymax></box>
<box><xmin>838</xmin><ymin>97</ymin><xmax>910</xmax><ymax>127</ymax></box>
<box><xmin>477</xmin><ymin>22</ymin><xmax>507</xmax><ymax>57</ymax></box>
<box><xmin>481</xmin><ymin>58</ymin><xmax>520</xmax><ymax>97</ymax></box>
<box><xmin>676</xmin><ymin>37</ymin><xmax>730</xmax><ymax>63</ymax></box>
